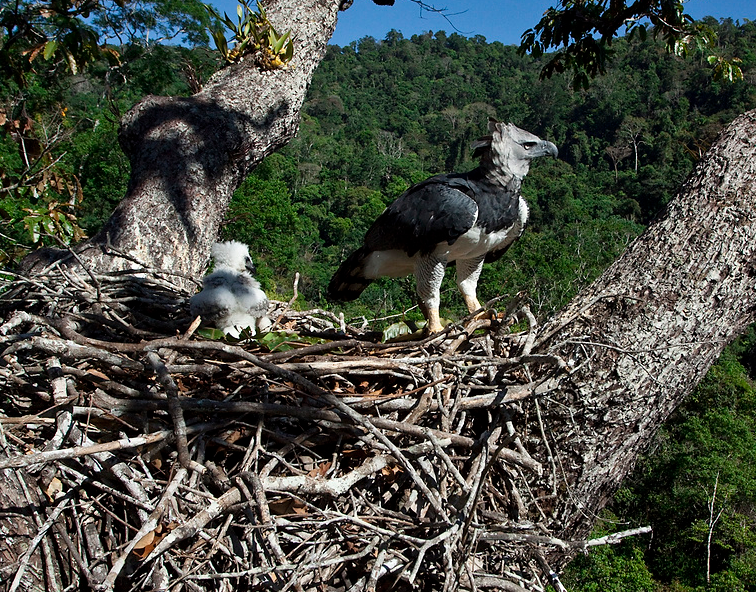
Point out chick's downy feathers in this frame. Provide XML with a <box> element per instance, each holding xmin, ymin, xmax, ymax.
<box><xmin>190</xmin><ymin>241</ymin><xmax>271</xmax><ymax>337</ymax></box>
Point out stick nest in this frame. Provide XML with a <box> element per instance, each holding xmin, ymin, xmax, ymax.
<box><xmin>0</xmin><ymin>262</ymin><xmax>584</xmax><ymax>592</ymax></box>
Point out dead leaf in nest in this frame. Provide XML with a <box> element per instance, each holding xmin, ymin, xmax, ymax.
<box><xmin>133</xmin><ymin>531</ymin><xmax>156</xmax><ymax>558</ymax></box>
<box><xmin>269</xmin><ymin>497</ymin><xmax>308</xmax><ymax>516</ymax></box>
<box><xmin>43</xmin><ymin>477</ymin><xmax>63</xmax><ymax>502</ymax></box>
<box><xmin>133</xmin><ymin>522</ymin><xmax>177</xmax><ymax>559</ymax></box>
<box><xmin>219</xmin><ymin>427</ymin><xmax>248</xmax><ymax>445</ymax></box>
<box><xmin>86</xmin><ymin>369</ymin><xmax>110</xmax><ymax>381</ymax></box>
<box><xmin>307</xmin><ymin>461</ymin><xmax>332</xmax><ymax>478</ymax></box>
<box><xmin>345</xmin><ymin>540</ymin><xmax>359</xmax><ymax>553</ymax></box>
<box><xmin>381</xmin><ymin>464</ymin><xmax>403</xmax><ymax>482</ymax></box>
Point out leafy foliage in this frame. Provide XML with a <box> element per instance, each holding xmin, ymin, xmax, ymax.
<box><xmin>519</xmin><ymin>0</ymin><xmax>743</xmax><ymax>89</ymax></box>
<box><xmin>204</xmin><ymin>0</ymin><xmax>293</xmax><ymax>67</ymax></box>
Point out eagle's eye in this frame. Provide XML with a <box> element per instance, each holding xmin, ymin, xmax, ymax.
<box><xmin>523</xmin><ymin>141</ymin><xmax>538</xmax><ymax>150</ymax></box>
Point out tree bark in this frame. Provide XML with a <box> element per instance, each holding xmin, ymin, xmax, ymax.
<box><xmin>531</xmin><ymin>109</ymin><xmax>756</xmax><ymax>559</ymax></box>
<box><xmin>40</xmin><ymin>0</ymin><xmax>342</xmax><ymax>287</ymax></box>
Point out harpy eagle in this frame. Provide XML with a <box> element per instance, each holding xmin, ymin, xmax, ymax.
<box><xmin>328</xmin><ymin>120</ymin><xmax>558</xmax><ymax>333</ymax></box>
<box><xmin>190</xmin><ymin>241</ymin><xmax>271</xmax><ymax>337</ymax></box>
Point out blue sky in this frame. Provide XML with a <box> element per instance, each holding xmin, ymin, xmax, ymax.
<box><xmin>328</xmin><ymin>0</ymin><xmax>753</xmax><ymax>47</ymax></box>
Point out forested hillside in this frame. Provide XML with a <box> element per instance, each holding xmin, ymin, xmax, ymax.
<box><xmin>230</xmin><ymin>18</ymin><xmax>755</xmax><ymax>323</ymax></box>
<box><xmin>2</xmin><ymin>13</ymin><xmax>756</xmax><ymax>590</ymax></box>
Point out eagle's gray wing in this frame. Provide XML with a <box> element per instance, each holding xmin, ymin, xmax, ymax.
<box><xmin>363</xmin><ymin>174</ymin><xmax>479</xmax><ymax>257</ymax></box>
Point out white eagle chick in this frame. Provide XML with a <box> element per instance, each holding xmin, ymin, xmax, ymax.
<box><xmin>190</xmin><ymin>241</ymin><xmax>271</xmax><ymax>338</ymax></box>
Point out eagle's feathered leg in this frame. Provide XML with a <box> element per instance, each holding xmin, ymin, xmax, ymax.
<box><xmin>456</xmin><ymin>255</ymin><xmax>486</xmax><ymax>317</ymax></box>
<box><xmin>416</xmin><ymin>253</ymin><xmax>448</xmax><ymax>333</ymax></box>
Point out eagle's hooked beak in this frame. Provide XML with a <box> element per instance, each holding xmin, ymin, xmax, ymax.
<box><xmin>531</xmin><ymin>140</ymin><xmax>559</xmax><ymax>160</ymax></box>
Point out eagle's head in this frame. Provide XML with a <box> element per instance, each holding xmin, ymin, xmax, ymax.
<box><xmin>473</xmin><ymin>119</ymin><xmax>558</xmax><ymax>181</ymax></box>
<box><xmin>211</xmin><ymin>241</ymin><xmax>256</xmax><ymax>275</ymax></box>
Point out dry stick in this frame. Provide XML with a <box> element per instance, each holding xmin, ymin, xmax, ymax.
<box><xmin>100</xmin><ymin>466</ymin><xmax>189</xmax><ymax>592</ymax></box>
<box><xmin>365</xmin><ymin>542</ymin><xmax>389</xmax><ymax>592</ymax></box>
<box><xmin>245</xmin><ymin>472</ymin><xmax>306</xmax><ymax>592</ymax></box>
<box><xmin>0</xmin><ymin>310</ymin><xmax>49</xmax><ymax>336</ymax></box>
<box><xmin>407</xmin><ymin>523</ymin><xmax>461</xmax><ymax>584</ymax></box>
<box><xmin>0</xmin><ymin>429</ymin><xmax>172</xmax><ymax>470</ymax></box>
<box><xmin>57</xmin><ymin>463</ymin><xmax>155</xmax><ymax>512</ymax></box>
<box><xmin>480</xmin><ymin>525</ymin><xmax>652</xmax><ymax>551</ymax></box>
<box><xmin>533</xmin><ymin>396</ymin><xmax>557</xmax><ymax>492</ymax></box>
<box><xmin>259</xmin><ymin>453</ymin><xmax>391</xmax><ymax>496</ymax></box>
<box><xmin>0</xmin><ymin>421</ymin><xmax>224</xmax><ymax>470</ymax></box>
<box><xmin>148</xmin><ymin>485</ymin><xmax>243</xmax><ymax>560</ymax></box>
<box><xmin>579</xmin><ymin>525</ymin><xmax>652</xmax><ymax>548</ymax></box>
<box><xmin>145</xmin><ymin>351</ymin><xmax>203</xmax><ymax>473</ymax></box>
<box><xmin>232</xmin><ymin>477</ymin><xmax>276</xmax><ymax>581</ymax></box>
<box><xmin>9</xmin><ymin>493</ymin><xmax>72</xmax><ymax>592</ymax></box>
<box><xmin>471</xmin><ymin>577</ymin><xmax>529</xmax><ymax>592</ymax></box>
<box><xmin>49</xmin><ymin>235</ymin><xmax>103</xmax><ymax>298</ymax></box>
<box><xmin>149</xmin><ymin>340</ymin><xmax>452</xmax><ymax>520</ymax></box>
<box><xmin>52</xmin><ymin>520</ymin><xmax>100</xmax><ymax>589</ymax></box>
<box><xmin>320</xmin><ymin>391</ymin><xmax>451</xmax><ymax>523</ymax></box>
<box><xmin>86</xmin><ymin>389</ymin><xmax>528</xmax><ymax>447</ymax></box>
<box><xmin>517</xmin><ymin>306</ymin><xmax>538</xmax><ymax>356</ymax></box>
<box><xmin>148</xmin><ymin>454</ymin><xmax>396</xmax><ymax>566</ymax></box>
<box><xmin>2</xmin><ymin>335</ymin><xmax>144</xmax><ymax>370</ymax></box>
<box><xmin>259</xmin><ymin>428</ymin><xmax>320</xmax><ymax>479</ymax></box>
<box><xmin>181</xmin><ymin>537</ymin><xmax>382</xmax><ymax>582</ymax></box>
<box><xmin>423</xmin><ymin>429</ymin><xmax>469</xmax><ymax>492</ymax></box>
<box><xmin>533</xmin><ymin>552</ymin><xmax>568</xmax><ymax>592</ymax></box>
<box><xmin>271</xmin><ymin>271</ymin><xmax>300</xmax><ymax>329</ymax></box>
<box><xmin>261</xmin><ymin>338</ymin><xmax>387</xmax><ymax>363</ymax></box>
<box><xmin>245</xmin><ymin>472</ymin><xmax>287</xmax><ymax>562</ymax></box>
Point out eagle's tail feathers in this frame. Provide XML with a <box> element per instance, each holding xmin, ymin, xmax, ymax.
<box><xmin>328</xmin><ymin>247</ymin><xmax>374</xmax><ymax>301</ymax></box>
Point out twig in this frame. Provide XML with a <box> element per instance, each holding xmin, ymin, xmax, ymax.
<box><xmin>101</xmin><ymin>467</ymin><xmax>189</xmax><ymax>591</ymax></box>
<box><xmin>9</xmin><ymin>493</ymin><xmax>72</xmax><ymax>592</ymax></box>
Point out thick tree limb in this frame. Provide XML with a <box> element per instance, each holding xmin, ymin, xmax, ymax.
<box><xmin>534</xmin><ymin>109</ymin><xmax>756</xmax><ymax>556</ymax></box>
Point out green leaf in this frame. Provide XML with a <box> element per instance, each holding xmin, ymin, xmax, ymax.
<box><xmin>272</xmin><ymin>31</ymin><xmax>288</xmax><ymax>54</ymax></box>
<box><xmin>196</xmin><ymin>327</ymin><xmax>228</xmax><ymax>340</ymax></box>
<box><xmin>59</xmin><ymin>217</ymin><xmax>74</xmax><ymax>240</ymax></box>
<box><xmin>211</xmin><ymin>30</ymin><xmax>228</xmax><ymax>56</ymax></box>
<box><xmin>43</xmin><ymin>40</ymin><xmax>58</xmax><ymax>61</ymax></box>
<box><xmin>41</xmin><ymin>216</ymin><xmax>56</xmax><ymax>236</ymax></box>
<box><xmin>23</xmin><ymin>217</ymin><xmax>41</xmax><ymax>243</ymax></box>
<box><xmin>204</xmin><ymin>4</ymin><xmax>221</xmax><ymax>20</ymax></box>
<box><xmin>283</xmin><ymin>38</ymin><xmax>294</xmax><ymax>61</ymax></box>
<box><xmin>258</xmin><ymin>331</ymin><xmax>328</xmax><ymax>352</ymax></box>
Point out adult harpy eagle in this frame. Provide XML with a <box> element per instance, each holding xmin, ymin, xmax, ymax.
<box><xmin>328</xmin><ymin>120</ymin><xmax>558</xmax><ymax>333</ymax></box>
<box><xmin>190</xmin><ymin>241</ymin><xmax>271</xmax><ymax>337</ymax></box>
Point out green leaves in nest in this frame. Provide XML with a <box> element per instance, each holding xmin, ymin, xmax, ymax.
<box><xmin>195</xmin><ymin>327</ymin><xmax>329</xmax><ymax>352</ymax></box>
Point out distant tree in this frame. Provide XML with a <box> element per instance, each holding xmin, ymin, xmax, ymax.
<box><xmin>519</xmin><ymin>0</ymin><xmax>743</xmax><ymax>88</ymax></box>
